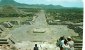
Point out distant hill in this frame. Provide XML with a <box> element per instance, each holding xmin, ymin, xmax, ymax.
<box><xmin>0</xmin><ymin>0</ymin><xmax>28</xmax><ymax>6</ymax></box>
<box><xmin>0</xmin><ymin>0</ymin><xmax>64</xmax><ymax>9</ymax></box>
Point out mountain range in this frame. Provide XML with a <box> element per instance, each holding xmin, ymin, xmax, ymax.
<box><xmin>0</xmin><ymin>0</ymin><xmax>64</xmax><ymax>9</ymax></box>
<box><xmin>0</xmin><ymin>0</ymin><xmax>81</xmax><ymax>9</ymax></box>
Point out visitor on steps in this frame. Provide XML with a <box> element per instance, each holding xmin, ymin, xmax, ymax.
<box><xmin>67</xmin><ymin>37</ymin><xmax>74</xmax><ymax>50</ymax></box>
<box><xmin>34</xmin><ymin>44</ymin><xmax>39</xmax><ymax>50</ymax></box>
<box><xmin>62</xmin><ymin>40</ymin><xmax>70</xmax><ymax>50</ymax></box>
<box><xmin>59</xmin><ymin>36</ymin><xmax>65</xmax><ymax>50</ymax></box>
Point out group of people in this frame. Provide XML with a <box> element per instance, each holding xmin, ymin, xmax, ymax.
<box><xmin>34</xmin><ymin>36</ymin><xmax>74</xmax><ymax>50</ymax></box>
<box><xmin>57</xmin><ymin>36</ymin><xmax>74</xmax><ymax>50</ymax></box>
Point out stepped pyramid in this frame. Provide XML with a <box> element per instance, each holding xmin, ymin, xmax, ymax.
<box><xmin>0</xmin><ymin>0</ymin><xmax>28</xmax><ymax>15</ymax></box>
<box><xmin>0</xmin><ymin>5</ymin><xmax>28</xmax><ymax>17</ymax></box>
<box><xmin>0</xmin><ymin>5</ymin><xmax>20</xmax><ymax>14</ymax></box>
<box><xmin>0</xmin><ymin>0</ymin><xmax>28</xmax><ymax>7</ymax></box>
<box><xmin>0</xmin><ymin>0</ymin><xmax>20</xmax><ymax>6</ymax></box>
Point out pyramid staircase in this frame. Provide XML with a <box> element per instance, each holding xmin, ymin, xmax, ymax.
<box><xmin>72</xmin><ymin>37</ymin><xmax>83</xmax><ymax>50</ymax></box>
<box><xmin>0</xmin><ymin>38</ymin><xmax>11</xmax><ymax>46</ymax></box>
<box><xmin>74</xmin><ymin>40</ymin><xmax>82</xmax><ymax>50</ymax></box>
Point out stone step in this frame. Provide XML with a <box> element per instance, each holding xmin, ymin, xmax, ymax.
<box><xmin>74</xmin><ymin>45</ymin><xmax>82</xmax><ymax>48</ymax></box>
<box><xmin>0</xmin><ymin>41</ymin><xmax>9</xmax><ymax>44</ymax></box>
<box><xmin>74</xmin><ymin>43</ymin><xmax>82</xmax><ymax>46</ymax></box>
<box><xmin>74</xmin><ymin>43</ymin><xmax>82</xmax><ymax>45</ymax></box>
<box><xmin>74</xmin><ymin>48</ymin><xmax>82</xmax><ymax>50</ymax></box>
<box><xmin>74</xmin><ymin>46</ymin><xmax>82</xmax><ymax>48</ymax></box>
<box><xmin>74</xmin><ymin>40</ymin><xmax>82</xmax><ymax>43</ymax></box>
<box><xmin>0</xmin><ymin>44</ymin><xmax>10</xmax><ymax>46</ymax></box>
<box><xmin>0</xmin><ymin>39</ymin><xmax>7</xmax><ymax>41</ymax></box>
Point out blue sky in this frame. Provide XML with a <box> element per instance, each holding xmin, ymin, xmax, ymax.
<box><xmin>15</xmin><ymin>0</ymin><xmax>83</xmax><ymax>7</ymax></box>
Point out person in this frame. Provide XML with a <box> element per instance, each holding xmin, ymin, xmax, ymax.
<box><xmin>67</xmin><ymin>37</ymin><xmax>74</xmax><ymax>50</ymax></box>
<box><xmin>62</xmin><ymin>40</ymin><xmax>70</xmax><ymax>50</ymax></box>
<box><xmin>59</xmin><ymin>36</ymin><xmax>65</xmax><ymax>50</ymax></box>
<box><xmin>34</xmin><ymin>44</ymin><xmax>39</xmax><ymax>50</ymax></box>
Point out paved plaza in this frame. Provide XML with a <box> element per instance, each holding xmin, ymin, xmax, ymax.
<box><xmin>8</xmin><ymin>10</ymin><xmax>78</xmax><ymax>50</ymax></box>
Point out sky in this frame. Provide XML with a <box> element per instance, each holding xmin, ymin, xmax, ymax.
<box><xmin>15</xmin><ymin>0</ymin><xmax>83</xmax><ymax>7</ymax></box>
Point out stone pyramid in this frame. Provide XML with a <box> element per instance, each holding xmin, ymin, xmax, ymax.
<box><xmin>0</xmin><ymin>5</ymin><xmax>20</xmax><ymax>14</ymax></box>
